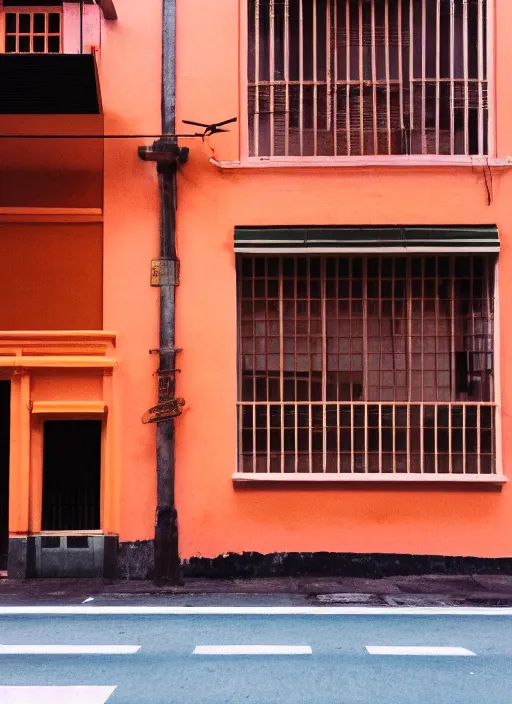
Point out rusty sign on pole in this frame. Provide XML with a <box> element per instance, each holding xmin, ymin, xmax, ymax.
<box><xmin>142</xmin><ymin>397</ymin><xmax>185</xmax><ymax>424</ymax></box>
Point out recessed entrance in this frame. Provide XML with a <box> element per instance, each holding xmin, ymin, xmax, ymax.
<box><xmin>41</xmin><ymin>420</ymin><xmax>101</xmax><ymax>531</ymax></box>
<box><xmin>0</xmin><ymin>382</ymin><xmax>10</xmax><ymax>569</ymax></box>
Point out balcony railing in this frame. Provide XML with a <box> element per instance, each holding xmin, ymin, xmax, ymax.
<box><xmin>237</xmin><ymin>401</ymin><xmax>500</xmax><ymax>480</ymax></box>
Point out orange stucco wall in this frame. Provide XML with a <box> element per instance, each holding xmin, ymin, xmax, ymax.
<box><xmin>0</xmin><ymin>2</ymin><xmax>161</xmax><ymax>544</ymax></box>
<box><xmin>101</xmin><ymin>0</ymin><xmax>161</xmax><ymax>542</ymax></box>
<box><xmin>164</xmin><ymin>0</ymin><xmax>512</xmax><ymax>559</ymax></box>
<box><xmin>0</xmin><ymin>223</ymin><xmax>102</xmax><ymax>330</ymax></box>
<box><xmin>0</xmin><ymin>115</ymin><xmax>104</xmax><ymax>207</ymax></box>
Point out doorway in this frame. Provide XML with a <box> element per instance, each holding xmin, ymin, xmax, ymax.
<box><xmin>0</xmin><ymin>382</ymin><xmax>9</xmax><ymax>569</ymax></box>
<box><xmin>41</xmin><ymin>420</ymin><xmax>102</xmax><ymax>531</ymax></box>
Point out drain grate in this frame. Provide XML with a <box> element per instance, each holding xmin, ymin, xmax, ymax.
<box><xmin>383</xmin><ymin>594</ymin><xmax>465</xmax><ymax>607</ymax></box>
<box><xmin>314</xmin><ymin>593</ymin><xmax>384</xmax><ymax>605</ymax></box>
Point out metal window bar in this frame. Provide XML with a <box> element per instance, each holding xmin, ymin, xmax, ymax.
<box><xmin>449</xmin><ymin>0</ymin><xmax>455</xmax><ymax>154</ymax></box>
<box><xmin>247</xmin><ymin>0</ymin><xmax>488</xmax><ymax>158</ymax></box>
<box><xmin>237</xmin><ymin>254</ymin><xmax>496</xmax><ymax>476</ymax></box>
<box><xmin>384</xmin><ymin>0</ymin><xmax>391</xmax><ymax>155</ymax></box>
<box><xmin>3</xmin><ymin>8</ymin><xmax>62</xmax><ymax>54</ymax></box>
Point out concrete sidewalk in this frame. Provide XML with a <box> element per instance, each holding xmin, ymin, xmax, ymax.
<box><xmin>0</xmin><ymin>574</ymin><xmax>512</xmax><ymax>605</ymax></box>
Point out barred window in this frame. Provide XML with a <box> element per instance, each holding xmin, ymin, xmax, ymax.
<box><xmin>237</xmin><ymin>255</ymin><xmax>496</xmax><ymax>476</ymax></box>
<box><xmin>2</xmin><ymin>8</ymin><xmax>62</xmax><ymax>54</ymax></box>
<box><xmin>248</xmin><ymin>0</ymin><xmax>488</xmax><ymax>158</ymax></box>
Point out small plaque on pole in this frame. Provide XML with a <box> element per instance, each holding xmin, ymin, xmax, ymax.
<box><xmin>151</xmin><ymin>259</ymin><xmax>179</xmax><ymax>287</ymax></box>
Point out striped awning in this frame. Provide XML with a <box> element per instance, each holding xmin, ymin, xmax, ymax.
<box><xmin>234</xmin><ymin>226</ymin><xmax>500</xmax><ymax>254</ymax></box>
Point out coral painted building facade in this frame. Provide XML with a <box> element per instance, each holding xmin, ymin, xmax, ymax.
<box><xmin>2</xmin><ymin>0</ymin><xmax>512</xmax><ymax>578</ymax></box>
<box><xmin>0</xmin><ymin>0</ymin><xmax>161</xmax><ymax>576</ymax></box>
<box><xmin>173</xmin><ymin>0</ymin><xmax>512</xmax><ymax>572</ymax></box>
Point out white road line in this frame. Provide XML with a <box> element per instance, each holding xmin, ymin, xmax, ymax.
<box><xmin>366</xmin><ymin>646</ymin><xmax>476</xmax><ymax>656</ymax></box>
<box><xmin>0</xmin><ymin>686</ymin><xmax>116</xmax><ymax>703</ymax></box>
<box><xmin>193</xmin><ymin>645</ymin><xmax>312</xmax><ymax>655</ymax></box>
<box><xmin>0</xmin><ymin>606</ymin><xmax>509</xmax><ymax>616</ymax></box>
<box><xmin>0</xmin><ymin>645</ymin><xmax>140</xmax><ymax>655</ymax></box>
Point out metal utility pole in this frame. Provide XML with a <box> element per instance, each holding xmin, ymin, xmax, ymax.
<box><xmin>154</xmin><ymin>0</ymin><xmax>180</xmax><ymax>583</ymax></box>
<box><xmin>137</xmin><ymin>0</ymin><xmax>235</xmax><ymax>582</ymax></box>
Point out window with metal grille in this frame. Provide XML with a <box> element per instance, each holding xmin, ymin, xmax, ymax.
<box><xmin>2</xmin><ymin>7</ymin><xmax>61</xmax><ymax>53</ymax></box>
<box><xmin>247</xmin><ymin>0</ymin><xmax>488</xmax><ymax>158</ymax></box>
<box><xmin>237</xmin><ymin>255</ymin><xmax>497</xmax><ymax>477</ymax></box>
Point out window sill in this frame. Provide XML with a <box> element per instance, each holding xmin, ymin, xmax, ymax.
<box><xmin>211</xmin><ymin>156</ymin><xmax>512</xmax><ymax>170</ymax></box>
<box><xmin>233</xmin><ymin>473</ymin><xmax>507</xmax><ymax>485</ymax></box>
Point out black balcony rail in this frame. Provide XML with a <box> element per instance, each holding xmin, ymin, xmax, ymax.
<box><xmin>0</xmin><ymin>53</ymin><xmax>100</xmax><ymax>113</ymax></box>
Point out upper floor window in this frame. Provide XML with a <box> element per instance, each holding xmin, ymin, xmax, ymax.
<box><xmin>2</xmin><ymin>6</ymin><xmax>62</xmax><ymax>54</ymax></box>
<box><xmin>247</xmin><ymin>0</ymin><xmax>489</xmax><ymax>159</ymax></box>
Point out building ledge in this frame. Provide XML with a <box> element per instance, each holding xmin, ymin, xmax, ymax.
<box><xmin>0</xmin><ymin>330</ymin><xmax>116</xmax><ymax>342</ymax></box>
<box><xmin>0</xmin><ymin>331</ymin><xmax>116</xmax><ymax>361</ymax></box>
<box><xmin>31</xmin><ymin>401</ymin><xmax>106</xmax><ymax>415</ymax></box>
<box><xmin>0</xmin><ymin>208</ymin><xmax>103</xmax><ymax>223</ymax></box>
<box><xmin>32</xmin><ymin>531</ymin><xmax>104</xmax><ymax>536</ymax></box>
<box><xmin>0</xmin><ymin>355</ymin><xmax>116</xmax><ymax>369</ymax></box>
<box><xmin>211</xmin><ymin>156</ymin><xmax>512</xmax><ymax>170</ymax></box>
<box><xmin>233</xmin><ymin>473</ymin><xmax>507</xmax><ymax>485</ymax></box>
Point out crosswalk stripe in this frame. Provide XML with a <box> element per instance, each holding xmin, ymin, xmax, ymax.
<box><xmin>0</xmin><ymin>645</ymin><xmax>140</xmax><ymax>655</ymax></box>
<box><xmin>193</xmin><ymin>645</ymin><xmax>312</xmax><ymax>655</ymax></box>
<box><xmin>366</xmin><ymin>646</ymin><xmax>476</xmax><ymax>656</ymax></box>
<box><xmin>0</xmin><ymin>686</ymin><xmax>117</xmax><ymax>703</ymax></box>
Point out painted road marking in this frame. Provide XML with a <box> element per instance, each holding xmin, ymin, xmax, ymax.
<box><xmin>193</xmin><ymin>645</ymin><xmax>312</xmax><ymax>655</ymax></box>
<box><xmin>0</xmin><ymin>686</ymin><xmax>116</xmax><ymax>703</ymax></box>
<box><xmin>366</xmin><ymin>646</ymin><xmax>476</xmax><ymax>656</ymax></box>
<box><xmin>0</xmin><ymin>645</ymin><xmax>140</xmax><ymax>655</ymax></box>
<box><xmin>0</xmin><ymin>606</ymin><xmax>510</xmax><ymax>616</ymax></box>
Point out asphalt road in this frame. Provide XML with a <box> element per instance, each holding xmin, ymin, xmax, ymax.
<box><xmin>0</xmin><ymin>607</ymin><xmax>510</xmax><ymax>703</ymax></box>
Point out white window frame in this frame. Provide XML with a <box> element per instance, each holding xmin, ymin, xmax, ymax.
<box><xmin>234</xmin><ymin>0</ymin><xmax>499</xmax><ymax>169</ymax></box>
<box><xmin>234</xmin><ymin>252</ymin><xmax>505</xmax><ymax>483</ymax></box>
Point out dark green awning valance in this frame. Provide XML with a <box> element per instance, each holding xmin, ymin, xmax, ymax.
<box><xmin>234</xmin><ymin>226</ymin><xmax>500</xmax><ymax>254</ymax></box>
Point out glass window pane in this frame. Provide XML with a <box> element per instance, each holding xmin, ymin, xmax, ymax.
<box><xmin>5</xmin><ymin>14</ymin><xmax>17</xmax><ymax>33</ymax></box>
<box><xmin>48</xmin><ymin>13</ymin><xmax>60</xmax><ymax>34</ymax></box>
<box><xmin>5</xmin><ymin>35</ymin><xmax>16</xmax><ymax>53</ymax></box>
<box><xmin>33</xmin><ymin>35</ymin><xmax>45</xmax><ymax>53</ymax></box>
<box><xmin>18</xmin><ymin>14</ymin><xmax>31</xmax><ymax>33</ymax></box>
<box><xmin>33</xmin><ymin>13</ymin><xmax>45</xmax><ymax>33</ymax></box>
<box><xmin>18</xmin><ymin>36</ymin><xmax>30</xmax><ymax>53</ymax></box>
<box><xmin>48</xmin><ymin>36</ymin><xmax>60</xmax><ymax>54</ymax></box>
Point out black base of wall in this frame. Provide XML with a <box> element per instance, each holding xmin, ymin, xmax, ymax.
<box><xmin>181</xmin><ymin>552</ymin><xmax>512</xmax><ymax>579</ymax></box>
<box><xmin>82</xmin><ymin>542</ymin><xmax>512</xmax><ymax>580</ymax></box>
<box><xmin>117</xmin><ymin>540</ymin><xmax>155</xmax><ymax>580</ymax></box>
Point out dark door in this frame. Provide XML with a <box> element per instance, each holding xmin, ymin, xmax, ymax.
<box><xmin>0</xmin><ymin>382</ymin><xmax>10</xmax><ymax>570</ymax></box>
<box><xmin>41</xmin><ymin>420</ymin><xmax>101</xmax><ymax>531</ymax></box>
